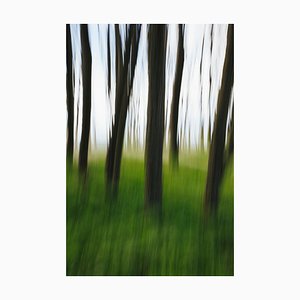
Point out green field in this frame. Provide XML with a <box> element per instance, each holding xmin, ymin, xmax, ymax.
<box><xmin>66</xmin><ymin>151</ymin><xmax>234</xmax><ymax>275</ymax></box>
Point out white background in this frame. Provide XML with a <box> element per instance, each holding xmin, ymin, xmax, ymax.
<box><xmin>0</xmin><ymin>0</ymin><xmax>300</xmax><ymax>299</ymax></box>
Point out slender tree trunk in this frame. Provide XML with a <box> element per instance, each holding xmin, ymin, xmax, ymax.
<box><xmin>199</xmin><ymin>32</ymin><xmax>205</xmax><ymax>151</ymax></box>
<box><xmin>228</xmin><ymin>103</ymin><xmax>234</xmax><ymax>156</ymax></box>
<box><xmin>66</xmin><ymin>24</ymin><xmax>74</xmax><ymax>165</ymax></box>
<box><xmin>169</xmin><ymin>24</ymin><xmax>184</xmax><ymax>167</ymax></box>
<box><xmin>75</xmin><ymin>75</ymin><xmax>81</xmax><ymax>154</ymax></box>
<box><xmin>200</xmin><ymin>122</ymin><xmax>204</xmax><ymax>151</ymax></box>
<box><xmin>105</xmin><ymin>25</ymin><xmax>123</xmax><ymax>188</ymax></box>
<box><xmin>145</xmin><ymin>24</ymin><xmax>167</xmax><ymax>212</ymax></box>
<box><xmin>107</xmin><ymin>25</ymin><xmax>111</xmax><ymax>97</ymax></box>
<box><xmin>112</xmin><ymin>25</ymin><xmax>141</xmax><ymax>193</ymax></box>
<box><xmin>207</xmin><ymin>117</ymin><xmax>211</xmax><ymax>147</ymax></box>
<box><xmin>204</xmin><ymin>24</ymin><xmax>234</xmax><ymax>215</ymax></box>
<box><xmin>79</xmin><ymin>24</ymin><xmax>92</xmax><ymax>176</ymax></box>
<box><xmin>207</xmin><ymin>25</ymin><xmax>214</xmax><ymax>150</ymax></box>
<box><xmin>224</xmin><ymin>102</ymin><xmax>234</xmax><ymax>168</ymax></box>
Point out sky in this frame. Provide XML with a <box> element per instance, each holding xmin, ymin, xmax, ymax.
<box><xmin>69</xmin><ymin>24</ymin><xmax>231</xmax><ymax>151</ymax></box>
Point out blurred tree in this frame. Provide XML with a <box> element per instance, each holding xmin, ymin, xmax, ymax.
<box><xmin>79</xmin><ymin>24</ymin><xmax>92</xmax><ymax>177</ymax></box>
<box><xmin>169</xmin><ymin>24</ymin><xmax>184</xmax><ymax>167</ymax></box>
<box><xmin>66</xmin><ymin>24</ymin><xmax>74</xmax><ymax>165</ymax></box>
<box><xmin>145</xmin><ymin>24</ymin><xmax>168</xmax><ymax>212</ymax></box>
<box><xmin>228</xmin><ymin>103</ymin><xmax>234</xmax><ymax>156</ymax></box>
<box><xmin>204</xmin><ymin>24</ymin><xmax>234</xmax><ymax>215</ymax></box>
<box><xmin>199</xmin><ymin>31</ymin><xmax>205</xmax><ymax>151</ymax></box>
<box><xmin>200</xmin><ymin>121</ymin><xmax>204</xmax><ymax>151</ymax></box>
<box><xmin>224</xmin><ymin>102</ymin><xmax>234</xmax><ymax>167</ymax></box>
<box><xmin>106</xmin><ymin>25</ymin><xmax>141</xmax><ymax>196</ymax></box>
<box><xmin>112</xmin><ymin>25</ymin><xmax>141</xmax><ymax>192</ymax></box>
<box><xmin>207</xmin><ymin>25</ymin><xmax>214</xmax><ymax>148</ymax></box>
<box><xmin>105</xmin><ymin>25</ymin><xmax>123</xmax><ymax>189</ymax></box>
<box><xmin>74</xmin><ymin>75</ymin><xmax>81</xmax><ymax>155</ymax></box>
<box><xmin>107</xmin><ymin>25</ymin><xmax>111</xmax><ymax>97</ymax></box>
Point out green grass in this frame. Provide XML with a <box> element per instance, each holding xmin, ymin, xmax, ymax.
<box><xmin>66</xmin><ymin>151</ymin><xmax>233</xmax><ymax>275</ymax></box>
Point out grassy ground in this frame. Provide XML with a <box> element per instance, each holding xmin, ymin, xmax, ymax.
<box><xmin>66</xmin><ymin>151</ymin><xmax>233</xmax><ymax>275</ymax></box>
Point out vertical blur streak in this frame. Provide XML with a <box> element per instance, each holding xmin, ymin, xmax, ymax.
<box><xmin>75</xmin><ymin>75</ymin><xmax>81</xmax><ymax>154</ymax></box>
<box><xmin>112</xmin><ymin>25</ymin><xmax>142</xmax><ymax>192</ymax></box>
<box><xmin>199</xmin><ymin>30</ymin><xmax>205</xmax><ymax>150</ymax></box>
<box><xmin>169</xmin><ymin>24</ymin><xmax>184</xmax><ymax>167</ymax></box>
<box><xmin>145</xmin><ymin>25</ymin><xmax>168</xmax><ymax>212</ymax></box>
<box><xmin>66</xmin><ymin>24</ymin><xmax>74</xmax><ymax>165</ymax></box>
<box><xmin>79</xmin><ymin>24</ymin><xmax>92</xmax><ymax>177</ymax></box>
<box><xmin>106</xmin><ymin>25</ymin><xmax>136</xmax><ymax>196</ymax></box>
<box><xmin>204</xmin><ymin>24</ymin><xmax>234</xmax><ymax>215</ymax></box>
<box><xmin>207</xmin><ymin>25</ymin><xmax>214</xmax><ymax>147</ymax></box>
<box><xmin>105</xmin><ymin>25</ymin><xmax>123</xmax><ymax>189</ymax></box>
<box><xmin>224</xmin><ymin>96</ymin><xmax>234</xmax><ymax>169</ymax></box>
<box><xmin>107</xmin><ymin>25</ymin><xmax>111</xmax><ymax>98</ymax></box>
<box><xmin>227</xmin><ymin>102</ymin><xmax>234</xmax><ymax>157</ymax></box>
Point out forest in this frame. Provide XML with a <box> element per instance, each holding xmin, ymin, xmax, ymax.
<box><xmin>66</xmin><ymin>24</ymin><xmax>234</xmax><ymax>275</ymax></box>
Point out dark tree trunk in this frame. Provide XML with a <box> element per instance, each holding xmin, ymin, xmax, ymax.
<box><xmin>169</xmin><ymin>24</ymin><xmax>184</xmax><ymax>167</ymax></box>
<box><xmin>199</xmin><ymin>32</ymin><xmax>205</xmax><ymax>151</ymax></box>
<box><xmin>207</xmin><ymin>25</ymin><xmax>214</xmax><ymax>149</ymax></box>
<box><xmin>228</xmin><ymin>103</ymin><xmax>234</xmax><ymax>157</ymax></box>
<box><xmin>105</xmin><ymin>25</ymin><xmax>123</xmax><ymax>188</ymax></box>
<box><xmin>145</xmin><ymin>24</ymin><xmax>168</xmax><ymax>212</ymax></box>
<box><xmin>75</xmin><ymin>75</ymin><xmax>81</xmax><ymax>154</ymax></box>
<box><xmin>223</xmin><ymin>102</ymin><xmax>234</xmax><ymax>169</ymax></box>
<box><xmin>204</xmin><ymin>24</ymin><xmax>234</xmax><ymax>215</ymax></box>
<box><xmin>207</xmin><ymin>119</ymin><xmax>211</xmax><ymax>146</ymax></box>
<box><xmin>79</xmin><ymin>24</ymin><xmax>92</xmax><ymax>176</ymax></box>
<box><xmin>200</xmin><ymin>122</ymin><xmax>204</xmax><ymax>151</ymax></box>
<box><xmin>107</xmin><ymin>25</ymin><xmax>111</xmax><ymax>97</ymax></box>
<box><xmin>112</xmin><ymin>25</ymin><xmax>141</xmax><ymax>193</ymax></box>
<box><xmin>66</xmin><ymin>24</ymin><xmax>74</xmax><ymax>165</ymax></box>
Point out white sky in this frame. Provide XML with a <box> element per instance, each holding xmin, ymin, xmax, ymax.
<box><xmin>69</xmin><ymin>24</ymin><xmax>230</xmax><ymax>151</ymax></box>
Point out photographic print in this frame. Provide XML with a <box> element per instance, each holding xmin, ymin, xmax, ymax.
<box><xmin>66</xmin><ymin>24</ymin><xmax>234</xmax><ymax>275</ymax></box>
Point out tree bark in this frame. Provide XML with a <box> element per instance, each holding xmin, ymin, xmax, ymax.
<box><xmin>207</xmin><ymin>25</ymin><xmax>214</xmax><ymax>149</ymax></box>
<box><xmin>223</xmin><ymin>102</ymin><xmax>234</xmax><ymax>169</ymax></box>
<box><xmin>169</xmin><ymin>24</ymin><xmax>184</xmax><ymax>167</ymax></box>
<box><xmin>66</xmin><ymin>24</ymin><xmax>74</xmax><ymax>165</ymax></box>
<box><xmin>228</xmin><ymin>103</ymin><xmax>234</xmax><ymax>157</ymax></box>
<box><xmin>145</xmin><ymin>24</ymin><xmax>168</xmax><ymax>212</ymax></box>
<box><xmin>105</xmin><ymin>25</ymin><xmax>123</xmax><ymax>187</ymax></box>
<box><xmin>79</xmin><ymin>24</ymin><xmax>92</xmax><ymax>176</ymax></box>
<box><xmin>107</xmin><ymin>25</ymin><xmax>111</xmax><ymax>97</ymax></box>
<box><xmin>204</xmin><ymin>24</ymin><xmax>234</xmax><ymax>215</ymax></box>
<box><xmin>112</xmin><ymin>25</ymin><xmax>141</xmax><ymax>193</ymax></box>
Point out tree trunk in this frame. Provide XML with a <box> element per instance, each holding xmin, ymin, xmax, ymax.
<box><xmin>105</xmin><ymin>25</ymin><xmax>123</xmax><ymax>187</ymax></box>
<box><xmin>207</xmin><ymin>25</ymin><xmax>214</xmax><ymax>150</ymax></box>
<box><xmin>112</xmin><ymin>25</ymin><xmax>141</xmax><ymax>193</ymax></box>
<box><xmin>79</xmin><ymin>24</ymin><xmax>92</xmax><ymax>176</ymax></box>
<box><xmin>223</xmin><ymin>102</ymin><xmax>234</xmax><ymax>169</ymax></box>
<box><xmin>204</xmin><ymin>24</ymin><xmax>234</xmax><ymax>215</ymax></box>
<box><xmin>66</xmin><ymin>24</ymin><xmax>74</xmax><ymax>165</ymax></box>
<box><xmin>107</xmin><ymin>25</ymin><xmax>111</xmax><ymax>97</ymax></box>
<box><xmin>228</xmin><ymin>103</ymin><xmax>234</xmax><ymax>157</ymax></box>
<box><xmin>145</xmin><ymin>24</ymin><xmax>167</xmax><ymax>212</ymax></box>
<box><xmin>169</xmin><ymin>24</ymin><xmax>184</xmax><ymax>167</ymax></box>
